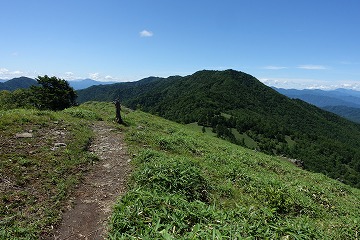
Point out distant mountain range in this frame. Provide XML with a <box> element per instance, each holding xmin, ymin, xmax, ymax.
<box><xmin>68</xmin><ymin>79</ymin><xmax>115</xmax><ymax>90</ymax></box>
<box><xmin>274</xmin><ymin>87</ymin><xmax>360</xmax><ymax>123</ymax></box>
<box><xmin>0</xmin><ymin>77</ymin><xmax>115</xmax><ymax>91</ymax></box>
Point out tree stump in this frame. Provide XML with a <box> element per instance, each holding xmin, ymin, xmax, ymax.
<box><xmin>113</xmin><ymin>99</ymin><xmax>123</xmax><ymax>124</ymax></box>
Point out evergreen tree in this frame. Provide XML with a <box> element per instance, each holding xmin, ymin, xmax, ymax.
<box><xmin>30</xmin><ymin>75</ymin><xmax>77</xmax><ymax>110</ymax></box>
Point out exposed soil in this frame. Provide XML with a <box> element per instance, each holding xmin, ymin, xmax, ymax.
<box><xmin>48</xmin><ymin>121</ymin><xmax>131</xmax><ymax>240</ymax></box>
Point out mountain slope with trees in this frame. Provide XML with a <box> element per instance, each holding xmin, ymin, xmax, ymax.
<box><xmin>77</xmin><ymin>69</ymin><xmax>360</xmax><ymax>188</ymax></box>
<box><xmin>0</xmin><ymin>77</ymin><xmax>38</xmax><ymax>91</ymax></box>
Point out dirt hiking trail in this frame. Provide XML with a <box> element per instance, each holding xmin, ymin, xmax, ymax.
<box><xmin>48</xmin><ymin>121</ymin><xmax>131</xmax><ymax>240</ymax></box>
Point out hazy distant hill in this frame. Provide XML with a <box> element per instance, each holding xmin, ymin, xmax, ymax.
<box><xmin>335</xmin><ymin>88</ymin><xmax>360</xmax><ymax>98</ymax></box>
<box><xmin>69</xmin><ymin>79</ymin><xmax>115</xmax><ymax>90</ymax></box>
<box><xmin>78</xmin><ymin>69</ymin><xmax>360</xmax><ymax>188</ymax></box>
<box><xmin>0</xmin><ymin>77</ymin><xmax>38</xmax><ymax>91</ymax></box>
<box><xmin>274</xmin><ymin>87</ymin><xmax>360</xmax><ymax>108</ymax></box>
<box><xmin>274</xmin><ymin>87</ymin><xmax>360</xmax><ymax>122</ymax></box>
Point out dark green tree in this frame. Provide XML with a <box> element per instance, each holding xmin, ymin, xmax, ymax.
<box><xmin>0</xmin><ymin>89</ymin><xmax>34</xmax><ymax>110</ymax></box>
<box><xmin>30</xmin><ymin>75</ymin><xmax>77</xmax><ymax>110</ymax></box>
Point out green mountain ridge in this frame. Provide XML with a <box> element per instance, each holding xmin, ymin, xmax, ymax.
<box><xmin>77</xmin><ymin>69</ymin><xmax>360</xmax><ymax>188</ymax></box>
<box><xmin>0</xmin><ymin>77</ymin><xmax>38</xmax><ymax>91</ymax></box>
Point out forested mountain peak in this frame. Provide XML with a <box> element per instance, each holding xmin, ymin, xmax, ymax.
<box><xmin>185</xmin><ymin>69</ymin><xmax>264</xmax><ymax>87</ymax></box>
<box><xmin>77</xmin><ymin>69</ymin><xmax>360</xmax><ymax>188</ymax></box>
<box><xmin>0</xmin><ymin>76</ymin><xmax>38</xmax><ymax>91</ymax></box>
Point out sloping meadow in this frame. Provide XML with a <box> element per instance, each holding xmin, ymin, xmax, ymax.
<box><xmin>3</xmin><ymin>102</ymin><xmax>357</xmax><ymax>239</ymax></box>
<box><xmin>104</xmin><ymin>102</ymin><xmax>360</xmax><ymax>239</ymax></box>
<box><xmin>0</xmin><ymin>107</ymin><xmax>101</xmax><ymax>239</ymax></box>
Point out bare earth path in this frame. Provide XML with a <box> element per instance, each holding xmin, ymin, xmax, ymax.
<box><xmin>49</xmin><ymin>121</ymin><xmax>131</xmax><ymax>240</ymax></box>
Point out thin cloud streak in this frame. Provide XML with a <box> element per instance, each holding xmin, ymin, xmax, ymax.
<box><xmin>339</xmin><ymin>61</ymin><xmax>360</xmax><ymax>65</ymax></box>
<box><xmin>297</xmin><ymin>65</ymin><xmax>327</xmax><ymax>70</ymax></box>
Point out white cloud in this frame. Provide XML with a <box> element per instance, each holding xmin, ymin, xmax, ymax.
<box><xmin>259</xmin><ymin>78</ymin><xmax>288</xmax><ymax>85</ymax></box>
<box><xmin>259</xmin><ymin>77</ymin><xmax>326</xmax><ymax>89</ymax></box>
<box><xmin>263</xmin><ymin>66</ymin><xmax>288</xmax><ymax>70</ymax></box>
<box><xmin>0</xmin><ymin>68</ymin><xmax>24</xmax><ymax>79</ymax></box>
<box><xmin>306</xmin><ymin>83</ymin><xmax>360</xmax><ymax>90</ymax></box>
<box><xmin>0</xmin><ymin>68</ymin><xmax>9</xmax><ymax>74</ymax></box>
<box><xmin>259</xmin><ymin>77</ymin><xmax>360</xmax><ymax>90</ymax></box>
<box><xmin>65</xmin><ymin>71</ymin><xmax>74</xmax><ymax>76</ymax></box>
<box><xmin>89</xmin><ymin>72</ymin><xmax>100</xmax><ymax>80</ymax></box>
<box><xmin>307</xmin><ymin>85</ymin><xmax>330</xmax><ymax>90</ymax></box>
<box><xmin>297</xmin><ymin>65</ymin><xmax>327</xmax><ymax>70</ymax></box>
<box><xmin>337</xmin><ymin>82</ymin><xmax>360</xmax><ymax>90</ymax></box>
<box><xmin>63</xmin><ymin>72</ymin><xmax>76</xmax><ymax>80</ymax></box>
<box><xmin>87</xmin><ymin>73</ymin><xmax>121</xmax><ymax>82</ymax></box>
<box><xmin>139</xmin><ymin>30</ymin><xmax>153</xmax><ymax>37</ymax></box>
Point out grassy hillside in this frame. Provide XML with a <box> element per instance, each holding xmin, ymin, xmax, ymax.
<box><xmin>0</xmin><ymin>107</ymin><xmax>103</xmax><ymax>239</ymax></box>
<box><xmin>80</xmin><ymin>102</ymin><xmax>359</xmax><ymax>239</ymax></box>
<box><xmin>1</xmin><ymin>102</ymin><xmax>360</xmax><ymax>239</ymax></box>
<box><xmin>77</xmin><ymin>70</ymin><xmax>360</xmax><ymax>188</ymax></box>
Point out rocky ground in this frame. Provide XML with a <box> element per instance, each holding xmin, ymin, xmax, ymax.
<box><xmin>49</xmin><ymin>121</ymin><xmax>131</xmax><ymax>240</ymax></box>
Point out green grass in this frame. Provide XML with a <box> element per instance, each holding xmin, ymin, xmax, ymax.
<box><xmin>1</xmin><ymin>102</ymin><xmax>360</xmax><ymax>239</ymax></box>
<box><xmin>186</xmin><ymin>122</ymin><xmax>216</xmax><ymax>137</ymax></box>
<box><xmin>0</xmin><ymin>107</ymin><xmax>100</xmax><ymax>239</ymax></box>
<box><xmin>186</xmin><ymin>122</ymin><xmax>258</xmax><ymax>149</ymax></box>
<box><xmin>94</xmin><ymin>102</ymin><xmax>360</xmax><ymax>240</ymax></box>
<box><xmin>232</xmin><ymin>129</ymin><xmax>258</xmax><ymax>149</ymax></box>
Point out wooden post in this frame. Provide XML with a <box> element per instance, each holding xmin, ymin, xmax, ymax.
<box><xmin>113</xmin><ymin>99</ymin><xmax>123</xmax><ymax>124</ymax></box>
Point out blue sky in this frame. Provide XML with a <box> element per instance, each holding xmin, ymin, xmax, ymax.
<box><xmin>1</xmin><ymin>0</ymin><xmax>360</xmax><ymax>89</ymax></box>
